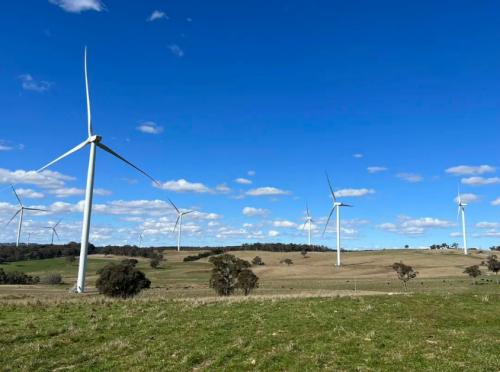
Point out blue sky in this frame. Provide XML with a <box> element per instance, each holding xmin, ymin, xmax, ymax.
<box><xmin>0</xmin><ymin>0</ymin><xmax>499</xmax><ymax>248</ymax></box>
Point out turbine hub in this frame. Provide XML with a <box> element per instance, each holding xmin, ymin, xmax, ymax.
<box><xmin>89</xmin><ymin>135</ymin><xmax>102</xmax><ymax>143</ymax></box>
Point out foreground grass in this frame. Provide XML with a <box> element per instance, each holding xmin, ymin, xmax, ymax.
<box><xmin>1</xmin><ymin>293</ymin><xmax>498</xmax><ymax>371</ymax></box>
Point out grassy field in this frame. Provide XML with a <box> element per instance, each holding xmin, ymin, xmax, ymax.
<box><xmin>0</xmin><ymin>249</ymin><xmax>498</xmax><ymax>371</ymax></box>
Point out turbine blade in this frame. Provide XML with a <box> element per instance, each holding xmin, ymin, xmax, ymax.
<box><xmin>11</xmin><ymin>185</ymin><xmax>22</xmax><ymax>206</ymax></box>
<box><xmin>37</xmin><ymin>139</ymin><xmax>90</xmax><ymax>172</ymax></box>
<box><xmin>6</xmin><ymin>209</ymin><xmax>21</xmax><ymax>226</ymax></box>
<box><xmin>457</xmin><ymin>206</ymin><xmax>461</xmax><ymax>221</ymax></box>
<box><xmin>306</xmin><ymin>202</ymin><xmax>310</xmax><ymax>218</ymax></box>
<box><xmin>172</xmin><ymin>216</ymin><xmax>180</xmax><ymax>233</ymax></box>
<box><xmin>183</xmin><ymin>210</ymin><xmax>194</xmax><ymax>215</ymax></box>
<box><xmin>167</xmin><ymin>198</ymin><xmax>180</xmax><ymax>213</ymax></box>
<box><xmin>96</xmin><ymin>142</ymin><xmax>160</xmax><ymax>186</ymax></box>
<box><xmin>84</xmin><ymin>47</ymin><xmax>93</xmax><ymax>137</ymax></box>
<box><xmin>325</xmin><ymin>172</ymin><xmax>337</xmax><ymax>202</ymax></box>
<box><xmin>342</xmin><ymin>203</ymin><xmax>354</xmax><ymax>207</ymax></box>
<box><xmin>54</xmin><ymin>219</ymin><xmax>62</xmax><ymax>228</ymax></box>
<box><xmin>322</xmin><ymin>205</ymin><xmax>336</xmax><ymax>236</ymax></box>
<box><xmin>54</xmin><ymin>229</ymin><xmax>60</xmax><ymax>240</ymax></box>
<box><xmin>301</xmin><ymin>221</ymin><xmax>307</xmax><ymax>230</ymax></box>
<box><xmin>23</xmin><ymin>208</ymin><xmax>47</xmax><ymax>212</ymax></box>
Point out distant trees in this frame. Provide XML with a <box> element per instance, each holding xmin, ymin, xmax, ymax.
<box><xmin>41</xmin><ymin>273</ymin><xmax>63</xmax><ymax>285</ymax></box>
<box><xmin>280</xmin><ymin>258</ymin><xmax>294</xmax><ymax>266</ymax></box>
<box><xmin>209</xmin><ymin>254</ymin><xmax>258</xmax><ymax>296</ymax></box>
<box><xmin>404</xmin><ymin>245</ymin><xmax>409</xmax><ymax>249</ymax></box>
<box><xmin>490</xmin><ymin>246</ymin><xmax>500</xmax><ymax>252</ymax></box>
<box><xmin>252</xmin><ymin>256</ymin><xmax>265</xmax><ymax>266</ymax></box>
<box><xmin>392</xmin><ymin>262</ymin><xmax>417</xmax><ymax>291</ymax></box>
<box><xmin>430</xmin><ymin>243</ymin><xmax>450</xmax><ymax>250</ymax></box>
<box><xmin>96</xmin><ymin>260</ymin><xmax>151</xmax><ymax>298</ymax></box>
<box><xmin>0</xmin><ymin>269</ymin><xmax>39</xmax><ymax>285</ymax></box>
<box><xmin>464</xmin><ymin>265</ymin><xmax>481</xmax><ymax>284</ymax></box>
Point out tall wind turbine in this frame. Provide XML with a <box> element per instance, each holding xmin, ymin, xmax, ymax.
<box><xmin>37</xmin><ymin>48</ymin><xmax>158</xmax><ymax>293</ymax></box>
<box><xmin>323</xmin><ymin>174</ymin><xmax>353</xmax><ymax>267</ymax></box>
<box><xmin>301</xmin><ymin>203</ymin><xmax>313</xmax><ymax>246</ymax></box>
<box><xmin>457</xmin><ymin>191</ymin><xmax>468</xmax><ymax>255</ymax></box>
<box><xmin>138</xmin><ymin>232</ymin><xmax>143</xmax><ymax>247</ymax></box>
<box><xmin>168</xmin><ymin>199</ymin><xmax>193</xmax><ymax>252</ymax></box>
<box><xmin>45</xmin><ymin>219</ymin><xmax>62</xmax><ymax>245</ymax></box>
<box><xmin>7</xmin><ymin>186</ymin><xmax>46</xmax><ymax>247</ymax></box>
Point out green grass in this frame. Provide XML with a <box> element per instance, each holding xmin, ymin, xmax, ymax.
<box><xmin>0</xmin><ymin>293</ymin><xmax>498</xmax><ymax>371</ymax></box>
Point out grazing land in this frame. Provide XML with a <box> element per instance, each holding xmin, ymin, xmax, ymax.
<box><xmin>0</xmin><ymin>249</ymin><xmax>498</xmax><ymax>370</ymax></box>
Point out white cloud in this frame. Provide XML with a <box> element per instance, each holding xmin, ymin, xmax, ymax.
<box><xmin>397</xmin><ymin>173</ymin><xmax>423</xmax><ymax>183</ymax></box>
<box><xmin>335</xmin><ymin>188</ymin><xmax>375</xmax><ymax>198</ymax></box>
<box><xmin>242</xmin><ymin>207</ymin><xmax>268</xmax><ymax>217</ymax></box>
<box><xmin>378</xmin><ymin>216</ymin><xmax>454</xmax><ymax>235</ymax></box>
<box><xmin>268</xmin><ymin>230</ymin><xmax>279</xmax><ymax>237</ymax></box>
<box><xmin>367</xmin><ymin>166</ymin><xmax>387</xmax><ymax>174</ymax></box>
<box><xmin>272</xmin><ymin>220</ymin><xmax>297</xmax><ymax>228</ymax></box>
<box><xmin>168</xmin><ymin>44</ymin><xmax>184</xmax><ymax>57</ymax></box>
<box><xmin>147</xmin><ymin>10</ymin><xmax>167</xmax><ymax>22</ymax></box>
<box><xmin>215</xmin><ymin>184</ymin><xmax>231</xmax><ymax>193</ymax></box>
<box><xmin>156</xmin><ymin>179</ymin><xmax>211</xmax><ymax>193</ymax></box>
<box><xmin>247</xmin><ymin>170</ymin><xmax>256</xmax><ymax>176</ymax></box>
<box><xmin>492</xmin><ymin>198</ymin><xmax>500</xmax><ymax>206</ymax></box>
<box><xmin>461</xmin><ymin>176</ymin><xmax>500</xmax><ymax>186</ymax></box>
<box><xmin>19</xmin><ymin>74</ymin><xmax>52</xmax><ymax>92</ymax></box>
<box><xmin>49</xmin><ymin>0</ymin><xmax>105</xmax><ymax>13</ymax></box>
<box><xmin>353</xmin><ymin>153</ymin><xmax>363</xmax><ymax>159</ymax></box>
<box><xmin>235</xmin><ymin>177</ymin><xmax>252</xmax><ymax>185</ymax></box>
<box><xmin>48</xmin><ymin>187</ymin><xmax>111</xmax><ymax>198</ymax></box>
<box><xmin>0</xmin><ymin>168</ymin><xmax>75</xmax><ymax>189</ymax></box>
<box><xmin>454</xmin><ymin>193</ymin><xmax>479</xmax><ymax>204</ymax></box>
<box><xmin>446</xmin><ymin>165</ymin><xmax>496</xmax><ymax>176</ymax></box>
<box><xmin>136</xmin><ymin>121</ymin><xmax>163</xmax><ymax>134</ymax></box>
<box><xmin>476</xmin><ymin>222</ymin><xmax>500</xmax><ymax>229</ymax></box>
<box><xmin>15</xmin><ymin>188</ymin><xmax>44</xmax><ymax>199</ymax></box>
<box><xmin>246</xmin><ymin>187</ymin><xmax>291</xmax><ymax>197</ymax></box>
<box><xmin>0</xmin><ymin>145</ymin><xmax>13</xmax><ymax>151</ymax></box>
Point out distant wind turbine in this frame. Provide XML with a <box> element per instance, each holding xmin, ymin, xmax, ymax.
<box><xmin>7</xmin><ymin>186</ymin><xmax>46</xmax><ymax>247</ymax></box>
<box><xmin>457</xmin><ymin>190</ymin><xmax>468</xmax><ymax>255</ymax></box>
<box><xmin>37</xmin><ymin>47</ymin><xmax>159</xmax><ymax>293</ymax></box>
<box><xmin>45</xmin><ymin>219</ymin><xmax>62</xmax><ymax>245</ymax></box>
<box><xmin>138</xmin><ymin>232</ymin><xmax>143</xmax><ymax>247</ymax></box>
<box><xmin>323</xmin><ymin>173</ymin><xmax>353</xmax><ymax>267</ymax></box>
<box><xmin>301</xmin><ymin>202</ymin><xmax>313</xmax><ymax>246</ymax></box>
<box><xmin>168</xmin><ymin>199</ymin><xmax>193</xmax><ymax>252</ymax></box>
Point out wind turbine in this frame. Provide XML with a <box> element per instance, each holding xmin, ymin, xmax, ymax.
<box><xmin>138</xmin><ymin>231</ymin><xmax>143</xmax><ymax>247</ymax></box>
<box><xmin>45</xmin><ymin>219</ymin><xmax>62</xmax><ymax>245</ymax></box>
<box><xmin>7</xmin><ymin>186</ymin><xmax>46</xmax><ymax>247</ymax></box>
<box><xmin>168</xmin><ymin>199</ymin><xmax>193</xmax><ymax>252</ymax></box>
<box><xmin>457</xmin><ymin>190</ymin><xmax>468</xmax><ymax>255</ymax></box>
<box><xmin>323</xmin><ymin>174</ymin><xmax>353</xmax><ymax>267</ymax></box>
<box><xmin>37</xmin><ymin>47</ymin><xmax>159</xmax><ymax>293</ymax></box>
<box><xmin>301</xmin><ymin>202</ymin><xmax>313</xmax><ymax>246</ymax></box>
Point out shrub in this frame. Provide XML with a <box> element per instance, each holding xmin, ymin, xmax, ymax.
<box><xmin>301</xmin><ymin>249</ymin><xmax>309</xmax><ymax>258</ymax></box>
<box><xmin>209</xmin><ymin>254</ymin><xmax>255</xmax><ymax>296</ymax></box>
<box><xmin>252</xmin><ymin>256</ymin><xmax>265</xmax><ymax>266</ymax></box>
<box><xmin>392</xmin><ymin>262</ymin><xmax>417</xmax><ymax>291</ymax></box>
<box><xmin>237</xmin><ymin>269</ymin><xmax>259</xmax><ymax>295</ymax></box>
<box><xmin>121</xmin><ymin>258</ymin><xmax>139</xmax><ymax>267</ymax></box>
<box><xmin>280</xmin><ymin>258</ymin><xmax>293</xmax><ymax>266</ymax></box>
<box><xmin>41</xmin><ymin>273</ymin><xmax>63</xmax><ymax>285</ymax></box>
<box><xmin>96</xmin><ymin>262</ymin><xmax>151</xmax><ymax>298</ymax></box>
<box><xmin>150</xmin><ymin>257</ymin><xmax>161</xmax><ymax>269</ymax></box>
<box><xmin>66</xmin><ymin>256</ymin><xmax>76</xmax><ymax>264</ymax></box>
<box><xmin>0</xmin><ymin>269</ymin><xmax>39</xmax><ymax>285</ymax></box>
<box><xmin>484</xmin><ymin>255</ymin><xmax>499</xmax><ymax>283</ymax></box>
<box><xmin>464</xmin><ymin>265</ymin><xmax>481</xmax><ymax>284</ymax></box>
<box><xmin>183</xmin><ymin>249</ymin><xmax>224</xmax><ymax>262</ymax></box>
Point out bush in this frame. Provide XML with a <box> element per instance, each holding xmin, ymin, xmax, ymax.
<box><xmin>464</xmin><ymin>265</ymin><xmax>481</xmax><ymax>284</ymax></box>
<box><xmin>252</xmin><ymin>256</ymin><xmax>265</xmax><ymax>266</ymax></box>
<box><xmin>66</xmin><ymin>255</ymin><xmax>76</xmax><ymax>264</ymax></box>
<box><xmin>121</xmin><ymin>258</ymin><xmax>139</xmax><ymax>267</ymax></box>
<box><xmin>96</xmin><ymin>262</ymin><xmax>151</xmax><ymax>298</ymax></box>
<box><xmin>280</xmin><ymin>258</ymin><xmax>293</xmax><ymax>266</ymax></box>
<box><xmin>209</xmin><ymin>254</ymin><xmax>255</xmax><ymax>296</ymax></box>
<box><xmin>0</xmin><ymin>269</ymin><xmax>39</xmax><ymax>285</ymax></box>
<box><xmin>392</xmin><ymin>262</ymin><xmax>417</xmax><ymax>291</ymax></box>
<box><xmin>41</xmin><ymin>273</ymin><xmax>63</xmax><ymax>285</ymax></box>
<box><xmin>183</xmin><ymin>249</ymin><xmax>224</xmax><ymax>262</ymax></box>
<box><xmin>150</xmin><ymin>257</ymin><xmax>161</xmax><ymax>269</ymax></box>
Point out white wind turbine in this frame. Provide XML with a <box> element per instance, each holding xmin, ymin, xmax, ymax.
<box><xmin>7</xmin><ymin>186</ymin><xmax>46</xmax><ymax>247</ymax></box>
<box><xmin>37</xmin><ymin>47</ymin><xmax>159</xmax><ymax>293</ymax></box>
<box><xmin>301</xmin><ymin>202</ymin><xmax>313</xmax><ymax>246</ymax></box>
<box><xmin>168</xmin><ymin>198</ymin><xmax>193</xmax><ymax>252</ymax></box>
<box><xmin>323</xmin><ymin>174</ymin><xmax>353</xmax><ymax>267</ymax></box>
<box><xmin>138</xmin><ymin>231</ymin><xmax>143</xmax><ymax>247</ymax></box>
<box><xmin>456</xmin><ymin>190</ymin><xmax>468</xmax><ymax>255</ymax></box>
<box><xmin>44</xmin><ymin>219</ymin><xmax>62</xmax><ymax>245</ymax></box>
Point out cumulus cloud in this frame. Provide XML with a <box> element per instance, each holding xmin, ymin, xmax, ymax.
<box><xmin>446</xmin><ymin>165</ymin><xmax>496</xmax><ymax>176</ymax></box>
<box><xmin>367</xmin><ymin>166</ymin><xmax>387</xmax><ymax>174</ymax></box>
<box><xmin>461</xmin><ymin>176</ymin><xmax>500</xmax><ymax>186</ymax></box>
<box><xmin>49</xmin><ymin>0</ymin><xmax>104</xmax><ymax>13</ymax></box>
<box><xmin>136</xmin><ymin>121</ymin><xmax>163</xmax><ymax>134</ymax></box>
<box><xmin>15</xmin><ymin>188</ymin><xmax>44</xmax><ymax>199</ymax></box>
<box><xmin>48</xmin><ymin>187</ymin><xmax>111</xmax><ymax>198</ymax></box>
<box><xmin>242</xmin><ymin>207</ymin><xmax>268</xmax><ymax>217</ymax></box>
<box><xmin>353</xmin><ymin>153</ymin><xmax>363</xmax><ymax>159</ymax></box>
<box><xmin>492</xmin><ymin>198</ymin><xmax>500</xmax><ymax>206</ymax></box>
<box><xmin>168</xmin><ymin>44</ymin><xmax>184</xmax><ymax>57</ymax></box>
<box><xmin>235</xmin><ymin>178</ymin><xmax>252</xmax><ymax>185</ymax></box>
<box><xmin>246</xmin><ymin>187</ymin><xmax>291</xmax><ymax>197</ymax></box>
<box><xmin>335</xmin><ymin>188</ymin><xmax>375</xmax><ymax>198</ymax></box>
<box><xmin>215</xmin><ymin>184</ymin><xmax>231</xmax><ymax>194</ymax></box>
<box><xmin>476</xmin><ymin>221</ymin><xmax>500</xmax><ymax>229</ymax></box>
<box><xmin>454</xmin><ymin>193</ymin><xmax>479</xmax><ymax>204</ymax></box>
<box><xmin>272</xmin><ymin>220</ymin><xmax>297</xmax><ymax>228</ymax></box>
<box><xmin>147</xmin><ymin>10</ymin><xmax>167</xmax><ymax>21</ymax></box>
<box><xmin>0</xmin><ymin>168</ymin><xmax>75</xmax><ymax>189</ymax></box>
<box><xmin>155</xmin><ymin>179</ymin><xmax>211</xmax><ymax>193</ymax></box>
<box><xmin>378</xmin><ymin>216</ymin><xmax>454</xmax><ymax>235</ymax></box>
<box><xmin>268</xmin><ymin>230</ymin><xmax>279</xmax><ymax>237</ymax></box>
<box><xmin>19</xmin><ymin>74</ymin><xmax>53</xmax><ymax>92</ymax></box>
<box><xmin>396</xmin><ymin>173</ymin><xmax>423</xmax><ymax>183</ymax></box>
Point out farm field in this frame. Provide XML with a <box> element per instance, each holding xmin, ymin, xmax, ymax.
<box><xmin>0</xmin><ymin>249</ymin><xmax>499</xmax><ymax>371</ymax></box>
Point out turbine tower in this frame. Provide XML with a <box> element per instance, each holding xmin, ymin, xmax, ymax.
<box><xmin>168</xmin><ymin>199</ymin><xmax>193</xmax><ymax>252</ymax></box>
<box><xmin>37</xmin><ymin>48</ymin><xmax>158</xmax><ymax>293</ymax></box>
<box><xmin>45</xmin><ymin>219</ymin><xmax>62</xmax><ymax>245</ymax></box>
<box><xmin>301</xmin><ymin>203</ymin><xmax>313</xmax><ymax>246</ymax></box>
<box><xmin>138</xmin><ymin>232</ymin><xmax>143</xmax><ymax>247</ymax></box>
<box><xmin>323</xmin><ymin>174</ymin><xmax>353</xmax><ymax>267</ymax></box>
<box><xmin>457</xmin><ymin>191</ymin><xmax>468</xmax><ymax>255</ymax></box>
<box><xmin>7</xmin><ymin>186</ymin><xmax>46</xmax><ymax>246</ymax></box>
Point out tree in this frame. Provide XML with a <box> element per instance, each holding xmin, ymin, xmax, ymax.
<box><xmin>66</xmin><ymin>255</ymin><xmax>76</xmax><ymax>264</ymax></box>
<box><xmin>392</xmin><ymin>262</ymin><xmax>417</xmax><ymax>291</ymax></box>
<box><xmin>464</xmin><ymin>265</ymin><xmax>481</xmax><ymax>284</ymax></box>
<box><xmin>280</xmin><ymin>258</ymin><xmax>293</xmax><ymax>266</ymax></box>
<box><xmin>404</xmin><ymin>245</ymin><xmax>409</xmax><ymax>249</ymax></box>
<box><xmin>209</xmin><ymin>254</ymin><xmax>255</xmax><ymax>296</ymax></box>
<box><xmin>485</xmin><ymin>255</ymin><xmax>500</xmax><ymax>283</ymax></box>
<box><xmin>252</xmin><ymin>256</ymin><xmax>264</xmax><ymax>266</ymax></box>
<box><xmin>301</xmin><ymin>249</ymin><xmax>309</xmax><ymax>258</ymax></box>
<box><xmin>237</xmin><ymin>269</ymin><xmax>259</xmax><ymax>295</ymax></box>
<box><xmin>150</xmin><ymin>257</ymin><xmax>161</xmax><ymax>269</ymax></box>
<box><xmin>96</xmin><ymin>262</ymin><xmax>151</xmax><ymax>298</ymax></box>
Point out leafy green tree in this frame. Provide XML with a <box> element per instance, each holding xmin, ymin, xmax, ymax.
<box><xmin>464</xmin><ymin>265</ymin><xmax>481</xmax><ymax>284</ymax></box>
<box><xmin>484</xmin><ymin>255</ymin><xmax>499</xmax><ymax>283</ymax></box>
<box><xmin>237</xmin><ymin>269</ymin><xmax>259</xmax><ymax>295</ymax></box>
<box><xmin>392</xmin><ymin>262</ymin><xmax>417</xmax><ymax>291</ymax></box>
<box><xmin>280</xmin><ymin>258</ymin><xmax>294</xmax><ymax>266</ymax></box>
<box><xmin>209</xmin><ymin>254</ymin><xmax>254</xmax><ymax>296</ymax></box>
<box><xmin>96</xmin><ymin>262</ymin><xmax>151</xmax><ymax>298</ymax></box>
